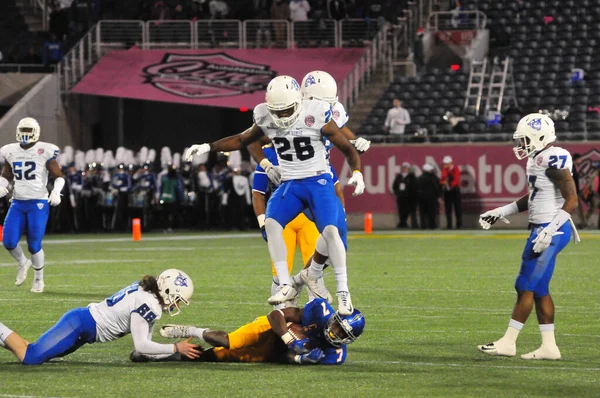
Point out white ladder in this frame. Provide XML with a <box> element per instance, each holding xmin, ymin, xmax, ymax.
<box><xmin>484</xmin><ymin>57</ymin><xmax>518</xmax><ymax>116</ymax></box>
<box><xmin>463</xmin><ymin>58</ymin><xmax>488</xmax><ymax>116</ymax></box>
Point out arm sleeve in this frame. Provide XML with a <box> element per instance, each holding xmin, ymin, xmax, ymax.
<box><xmin>404</xmin><ymin>109</ymin><xmax>411</xmax><ymax>124</ymax></box>
<box><xmin>130</xmin><ymin>313</ymin><xmax>176</xmax><ymax>355</ymax></box>
<box><xmin>252</xmin><ymin>162</ymin><xmax>269</xmax><ymax>194</ymax></box>
<box><xmin>451</xmin><ymin>167</ymin><xmax>461</xmax><ymax>189</ymax></box>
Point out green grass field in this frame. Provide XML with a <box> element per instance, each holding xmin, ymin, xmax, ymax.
<box><xmin>0</xmin><ymin>230</ymin><xmax>599</xmax><ymax>397</ymax></box>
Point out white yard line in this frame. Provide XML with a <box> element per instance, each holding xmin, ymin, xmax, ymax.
<box><xmin>350</xmin><ymin>360</ymin><xmax>600</xmax><ymax>372</ymax></box>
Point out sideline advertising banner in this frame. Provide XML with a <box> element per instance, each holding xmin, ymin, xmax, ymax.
<box><xmin>330</xmin><ymin>143</ymin><xmax>600</xmax><ymax>214</ymax></box>
<box><xmin>72</xmin><ymin>48</ymin><xmax>366</xmax><ymax>108</ymax></box>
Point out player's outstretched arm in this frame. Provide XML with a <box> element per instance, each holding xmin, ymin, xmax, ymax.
<box><xmin>185</xmin><ymin>124</ymin><xmax>264</xmax><ymax>161</ymax></box>
<box><xmin>339</xmin><ymin>125</ymin><xmax>371</xmax><ymax>153</ymax></box>
<box><xmin>322</xmin><ymin>120</ymin><xmax>365</xmax><ymax>196</ymax></box>
<box><xmin>0</xmin><ymin>162</ymin><xmax>14</xmax><ymax>198</ymax></box>
<box><xmin>479</xmin><ymin>193</ymin><xmax>528</xmax><ymax>230</ymax></box>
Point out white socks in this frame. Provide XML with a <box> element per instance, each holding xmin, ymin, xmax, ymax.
<box><xmin>321</xmin><ymin>226</ymin><xmax>349</xmax><ymax>293</ymax></box>
<box><xmin>188</xmin><ymin>327</ymin><xmax>207</xmax><ymax>342</ymax></box>
<box><xmin>540</xmin><ymin>323</ymin><xmax>557</xmax><ymax>347</ymax></box>
<box><xmin>32</xmin><ymin>250</ymin><xmax>45</xmax><ymax>280</ymax></box>
<box><xmin>501</xmin><ymin>319</ymin><xmax>524</xmax><ymax>344</ymax></box>
<box><xmin>265</xmin><ymin>219</ymin><xmax>291</xmax><ymax>285</ymax></box>
<box><xmin>308</xmin><ymin>258</ymin><xmax>325</xmax><ymax>279</ymax></box>
<box><xmin>0</xmin><ymin>322</ymin><xmax>13</xmax><ymax>346</ymax></box>
<box><xmin>8</xmin><ymin>245</ymin><xmax>27</xmax><ymax>266</ymax></box>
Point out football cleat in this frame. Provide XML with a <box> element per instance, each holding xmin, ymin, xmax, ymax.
<box><xmin>521</xmin><ymin>345</ymin><xmax>561</xmax><ymax>360</ymax></box>
<box><xmin>30</xmin><ymin>279</ymin><xmax>44</xmax><ymax>293</ymax></box>
<box><xmin>15</xmin><ymin>259</ymin><xmax>32</xmax><ymax>286</ymax></box>
<box><xmin>267</xmin><ymin>284</ymin><xmax>298</xmax><ymax>305</ymax></box>
<box><xmin>159</xmin><ymin>324</ymin><xmax>191</xmax><ymax>339</ymax></box>
<box><xmin>477</xmin><ymin>340</ymin><xmax>516</xmax><ymax>357</ymax></box>
<box><xmin>300</xmin><ymin>269</ymin><xmax>333</xmax><ymax>304</ymax></box>
<box><xmin>336</xmin><ymin>291</ymin><xmax>353</xmax><ymax>316</ymax></box>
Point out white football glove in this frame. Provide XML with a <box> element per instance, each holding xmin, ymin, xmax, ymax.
<box><xmin>479</xmin><ymin>208</ymin><xmax>511</xmax><ymax>230</ymax></box>
<box><xmin>48</xmin><ymin>191</ymin><xmax>61</xmax><ymax>206</ymax></box>
<box><xmin>184</xmin><ymin>143</ymin><xmax>211</xmax><ymax>162</ymax></box>
<box><xmin>259</xmin><ymin>159</ymin><xmax>282</xmax><ymax>185</ymax></box>
<box><xmin>348</xmin><ymin>170</ymin><xmax>365</xmax><ymax>196</ymax></box>
<box><xmin>350</xmin><ymin>137</ymin><xmax>371</xmax><ymax>153</ymax></box>
<box><xmin>532</xmin><ymin>227</ymin><xmax>563</xmax><ymax>253</ymax></box>
<box><xmin>0</xmin><ymin>187</ymin><xmax>8</xmax><ymax>198</ymax></box>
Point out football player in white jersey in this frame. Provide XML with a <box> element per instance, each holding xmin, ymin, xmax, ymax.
<box><xmin>0</xmin><ymin>117</ymin><xmax>66</xmax><ymax>293</ymax></box>
<box><xmin>185</xmin><ymin>75</ymin><xmax>365</xmax><ymax>315</ymax></box>
<box><xmin>477</xmin><ymin>113</ymin><xmax>579</xmax><ymax>360</ymax></box>
<box><xmin>0</xmin><ymin>269</ymin><xmax>200</xmax><ymax>365</ymax></box>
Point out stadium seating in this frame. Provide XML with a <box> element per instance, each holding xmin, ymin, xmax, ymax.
<box><xmin>361</xmin><ymin>0</ymin><xmax>600</xmax><ymax>142</ymax></box>
<box><xmin>0</xmin><ymin>1</ymin><xmax>41</xmax><ymax>63</ymax></box>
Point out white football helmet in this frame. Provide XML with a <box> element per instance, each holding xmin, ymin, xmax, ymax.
<box><xmin>16</xmin><ymin>117</ymin><xmax>40</xmax><ymax>145</ymax></box>
<box><xmin>265</xmin><ymin>75</ymin><xmax>302</xmax><ymax>129</ymax></box>
<box><xmin>301</xmin><ymin>70</ymin><xmax>338</xmax><ymax>105</ymax></box>
<box><xmin>513</xmin><ymin>113</ymin><xmax>556</xmax><ymax>159</ymax></box>
<box><xmin>157</xmin><ymin>269</ymin><xmax>194</xmax><ymax>316</ymax></box>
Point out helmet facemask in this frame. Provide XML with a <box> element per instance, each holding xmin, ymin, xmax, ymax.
<box><xmin>324</xmin><ymin>313</ymin><xmax>358</xmax><ymax>347</ymax></box>
<box><xmin>513</xmin><ymin>113</ymin><xmax>556</xmax><ymax>160</ymax></box>
<box><xmin>16</xmin><ymin>118</ymin><xmax>40</xmax><ymax>146</ymax></box>
<box><xmin>265</xmin><ymin>76</ymin><xmax>303</xmax><ymax>129</ymax></box>
<box><xmin>157</xmin><ymin>269</ymin><xmax>194</xmax><ymax>316</ymax></box>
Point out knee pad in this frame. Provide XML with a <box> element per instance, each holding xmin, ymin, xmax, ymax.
<box><xmin>321</xmin><ymin>225</ymin><xmax>339</xmax><ymax>241</ymax></box>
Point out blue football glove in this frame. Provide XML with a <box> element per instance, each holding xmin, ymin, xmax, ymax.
<box><xmin>298</xmin><ymin>348</ymin><xmax>325</xmax><ymax>364</ymax></box>
<box><xmin>287</xmin><ymin>338</ymin><xmax>310</xmax><ymax>355</ymax></box>
<box><xmin>261</xmin><ymin>226</ymin><xmax>268</xmax><ymax>242</ymax></box>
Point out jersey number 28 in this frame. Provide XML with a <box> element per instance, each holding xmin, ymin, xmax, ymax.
<box><xmin>13</xmin><ymin>161</ymin><xmax>36</xmax><ymax>181</ymax></box>
<box><xmin>273</xmin><ymin>137</ymin><xmax>315</xmax><ymax>161</ymax></box>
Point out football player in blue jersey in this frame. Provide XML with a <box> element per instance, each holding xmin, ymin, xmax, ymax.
<box><xmin>132</xmin><ymin>299</ymin><xmax>365</xmax><ymax>365</ymax></box>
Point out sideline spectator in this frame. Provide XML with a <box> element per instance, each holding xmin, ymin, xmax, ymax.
<box><xmin>417</xmin><ymin>163</ymin><xmax>441</xmax><ymax>229</ymax></box>
<box><xmin>440</xmin><ymin>155</ymin><xmax>462</xmax><ymax>229</ymax></box>
<box><xmin>384</xmin><ymin>98</ymin><xmax>411</xmax><ymax>135</ymax></box>
<box><xmin>392</xmin><ymin>162</ymin><xmax>418</xmax><ymax>229</ymax></box>
<box><xmin>290</xmin><ymin>0</ymin><xmax>311</xmax><ymax>46</ymax></box>
<box><xmin>271</xmin><ymin>0</ymin><xmax>290</xmax><ymax>47</ymax></box>
<box><xmin>20</xmin><ymin>47</ymin><xmax>43</xmax><ymax>64</ymax></box>
<box><xmin>43</xmin><ymin>34</ymin><xmax>63</xmax><ymax>66</ymax></box>
<box><xmin>209</xmin><ymin>0</ymin><xmax>229</xmax><ymax>18</ymax></box>
<box><xmin>328</xmin><ymin>0</ymin><xmax>347</xmax><ymax>20</ymax></box>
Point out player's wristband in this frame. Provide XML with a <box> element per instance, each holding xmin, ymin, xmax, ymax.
<box><xmin>257</xmin><ymin>214</ymin><xmax>266</xmax><ymax>228</ymax></box>
<box><xmin>499</xmin><ymin>202</ymin><xmax>519</xmax><ymax>217</ymax></box>
<box><xmin>0</xmin><ymin>176</ymin><xmax>9</xmax><ymax>188</ymax></box>
<box><xmin>259</xmin><ymin>158</ymin><xmax>272</xmax><ymax>170</ymax></box>
<box><xmin>281</xmin><ymin>331</ymin><xmax>295</xmax><ymax>345</ymax></box>
<box><xmin>352</xmin><ymin>170</ymin><xmax>361</xmax><ymax>174</ymax></box>
<box><xmin>548</xmin><ymin>209</ymin><xmax>571</xmax><ymax>232</ymax></box>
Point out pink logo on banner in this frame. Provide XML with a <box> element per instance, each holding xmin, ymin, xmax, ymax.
<box><xmin>142</xmin><ymin>53</ymin><xmax>276</xmax><ymax>99</ymax></box>
<box><xmin>71</xmin><ymin>48</ymin><xmax>366</xmax><ymax>109</ymax></box>
<box><xmin>305</xmin><ymin>115</ymin><xmax>315</xmax><ymax>127</ymax></box>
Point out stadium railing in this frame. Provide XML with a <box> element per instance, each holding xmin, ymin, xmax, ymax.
<box><xmin>242</xmin><ymin>20</ymin><xmax>291</xmax><ymax>49</ymax></box>
<box><xmin>196</xmin><ymin>20</ymin><xmax>243</xmax><ymax>49</ymax></box>
<box><xmin>0</xmin><ymin>64</ymin><xmax>56</xmax><ymax>73</ymax></box>
<box><xmin>427</xmin><ymin>10</ymin><xmax>487</xmax><ymax>31</ymax></box>
<box><xmin>291</xmin><ymin>19</ymin><xmax>338</xmax><ymax>48</ymax></box>
<box><xmin>146</xmin><ymin>20</ymin><xmax>195</xmax><ymax>49</ymax></box>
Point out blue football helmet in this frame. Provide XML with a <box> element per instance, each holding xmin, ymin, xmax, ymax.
<box><xmin>324</xmin><ymin>308</ymin><xmax>365</xmax><ymax>347</ymax></box>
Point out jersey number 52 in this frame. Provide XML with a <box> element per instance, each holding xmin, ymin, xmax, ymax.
<box><xmin>13</xmin><ymin>161</ymin><xmax>36</xmax><ymax>181</ymax></box>
<box><xmin>273</xmin><ymin>137</ymin><xmax>315</xmax><ymax>161</ymax></box>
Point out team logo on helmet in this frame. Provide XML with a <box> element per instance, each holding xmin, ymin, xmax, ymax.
<box><xmin>142</xmin><ymin>53</ymin><xmax>277</xmax><ymax>99</ymax></box>
<box><xmin>527</xmin><ymin>118</ymin><xmax>542</xmax><ymax>131</ymax></box>
<box><xmin>291</xmin><ymin>78</ymin><xmax>301</xmax><ymax>91</ymax></box>
<box><xmin>305</xmin><ymin>115</ymin><xmax>315</xmax><ymax>127</ymax></box>
<box><xmin>304</xmin><ymin>75</ymin><xmax>316</xmax><ymax>87</ymax></box>
<box><xmin>174</xmin><ymin>272</ymin><xmax>189</xmax><ymax>287</ymax></box>
<box><xmin>38</xmin><ymin>148</ymin><xmax>44</xmax><ymax>155</ymax></box>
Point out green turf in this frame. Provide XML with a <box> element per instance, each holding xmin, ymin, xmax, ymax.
<box><xmin>1</xmin><ymin>230</ymin><xmax>599</xmax><ymax>397</ymax></box>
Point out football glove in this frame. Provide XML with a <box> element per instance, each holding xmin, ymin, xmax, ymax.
<box><xmin>0</xmin><ymin>186</ymin><xmax>8</xmax><ymax>198</ymax></box>
<box><xmin>479</xmin><ymin>208</ymin><xmax>510</xmax><ymax>230</ymax></box>
<box><xmin>259</xmin><ymin>159</ymin><xmax>282</xmax><ymax>185</ymax></box>
<box><xmin>532</xmin><ymin>227</ymin><xmax>563</xmax><ymax>253</ymax></box>
<box><xmin>297</xmin><ymin>348</ymin><xmax>325</xmax><ymax>364</ymax></box>
<box><xmin>184</xmin><ymin>144</ymin><xmax>211</xmax><ymax>162</ymax></box>
<box><xmin>48</xmin><ymin>191</ymin><xmax>61</xmax><ymax>206</ymax></box>
<box><xmin>287</xmin><ymin>337</ymin><xmax>310</xmax><ymax>355</ymax></box>
<box><xmin>350</xmin><ymin>137</ymin><xmax>371</xmax><ymax>153</ymax></box>
<box><xmin>348</xmin><ymin>170</ymin><xmax>365</xmax><ymax>196</ymax></box>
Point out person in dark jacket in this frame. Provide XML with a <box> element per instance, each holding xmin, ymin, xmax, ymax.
<box><xmin>392</xmin><ymin>162</ymin><xmax>418</xmax><ymax>228</ymax></box>
<box><xmin>417</xmin><ymin>163</ymin><xmax>441</xmax><ymax>229</ymax></box>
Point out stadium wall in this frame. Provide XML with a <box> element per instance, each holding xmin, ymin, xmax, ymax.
<box><xmin>331</xmin><ymin>143</ymin><xmax>600</xmax><ymax>230</ymax></box>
